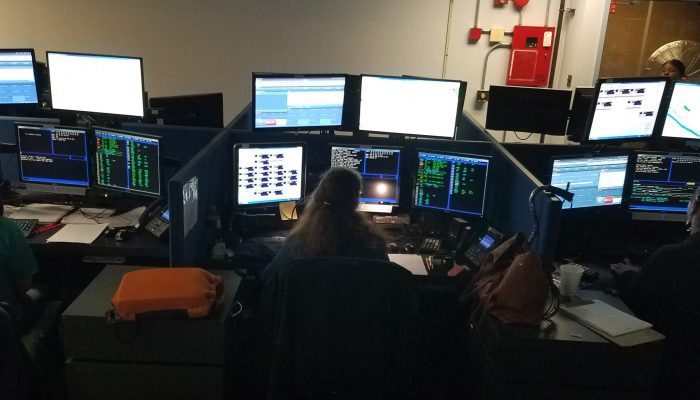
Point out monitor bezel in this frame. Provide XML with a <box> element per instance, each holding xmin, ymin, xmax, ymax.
<box><xmin>46</xmin><ymin>50</ymin><xmax>145</xmax><ymax>118</ymax></box>
<box><xmin>0</xmin><ymin>49</ymin><xmax>40</xmax><ymax>107</ymax></box>
<box><xmin>92</xmin><ymin>126</ymin><xmax>162</xmax><ymax>197</ymax></box>
<box><xmin>358</xmin><ymin>74</ymin><xmax>463</xmax><ymax>140</ymax></box>
<box><xmin>485</xmin><ymin>85</ymin><xmax>572</xmax><ymax>136</ymax></box>
<box><xmin>658</xmin><ymin>81</ymin><xmax>700</xmax><ymax>143</ymax></box>
<box><xmin>251</xmin><ymin>73</ymin><xmax>348</xmax><ymax>132</ymax></box>
<box><xmin>233</xmin><ymin>141</ymin><xmax>307</xmax><ymax>208</ymax></box>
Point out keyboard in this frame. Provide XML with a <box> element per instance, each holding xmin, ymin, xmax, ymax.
<box><xmin>420</xmin><ymin>237</ymin><xmax>442</xmax><ymax>254</ymax></box>
<box><xmin>9</xmin><ymin>218</ymin><xmax>38</xmax><ymax>238</ymax></box>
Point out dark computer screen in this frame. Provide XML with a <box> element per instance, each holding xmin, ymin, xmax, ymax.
<box><xmin>485</xmin><ymin>86</ymin><xmax>571</xmax><ymax>135</ymax></box>
<box><xmin>630</xmin><ymin>152</ymin><xmax>700</xmax><ymax>219</ymax></box>
<box><xmin>550</xmin><ymin>154</ymin><xmax>630</xmax><ymax>209</ymax></box>
<box><xmin>253</xmin><ymin>74</ymin><xmax>346</xmax><ymax>130</ymax></box>
<box><xmin>330</xmin><ymin>145</ymin><xmax>401</xmax><ymax>206</ymax></box>
<box><xmin>94</xmin><ymin>127</ymin><xmax>161</xmax><ymax>196</ymax></box>
<box><xmin>414</xmin><ymin>151</ymin><xmax>489</xmax><ymax>216</ymax></box>
<box><xmin>234</xmin><ymin>143</ymin><xmax>305</xmax><ymax>206</ymax></box>
<box><xmin>661</xmin><ymin>82</ymin><xmax>700</xmax><ymax>141</ymax></box>
<box><xmin>0</xmin><ymin>49</ymin><xmax>39</xmax><ymax>105</ymax></box>
<box><xmin>15</xmin><ymin>124</ymin><xmax>89</xmax><ymax>189</ymax></box>
<box><xmin>148</xmin><ymin>92</ymin><xmax>224</xmax><ymax>128</ymax></box>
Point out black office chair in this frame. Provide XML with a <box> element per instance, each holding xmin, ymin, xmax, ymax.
<box><xmin>262</xmin><ymin>257</ymin><xmax>426</xmax><ymax>400</ymax></box>
<box><xmin>0</xmin><ymin>303</ymin><xmax>31</xmax><ymax>400</ymax></box>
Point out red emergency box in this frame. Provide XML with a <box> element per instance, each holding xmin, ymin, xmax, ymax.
<box><xmin>506</xmin><ymin>25</ymin><xmax>555</xmax><ymax>87</ymax></box>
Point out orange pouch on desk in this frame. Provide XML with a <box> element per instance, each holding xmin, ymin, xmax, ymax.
<box><xmin>111</xmin><ymin>268</ymin><xmax>223</xmax><ymax>321</ymax></box>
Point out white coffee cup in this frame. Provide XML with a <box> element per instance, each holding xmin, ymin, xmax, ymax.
<box><xmin>559</xmin><ymin>263</ymin><xmax>584</xmax><ymax>296</ymax></box>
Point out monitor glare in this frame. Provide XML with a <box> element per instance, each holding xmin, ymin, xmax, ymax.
<box><xmin>47</xmin><ymin>51</ymin><xmax>144</xmax><ymax>117</ymax></box>
<box><xmin>630</xmin><ymin>152</ymin><xmax>700</xmax><ymax>220</ymax></box>
<box><xmin>359</xmin><ymin>75</ymin><xmax>463</xmax><ymax>138</ymax></box>
<box><xmin>661</xmin><ymin>82</ymin><xmax>700</xmax><ymax>140</ymax></box>
<box><xmin>94</xmin><ymin>127</ymin><xmax>161</xmax><ymax>196</ymax></box>
<box><xmin>585</xmin><ymin>78</ymin><xmax>669</xmax><ymax>142</ymax></box>
<box><xmin>15</xmin><ymin>124</ymin><xmax>89</xmax><ymax>194</ymax></box>
<box><xmin>148</xmin><ymin>92</ymin><xmax>224</xmax><ymax>128</ymax></box>
<box><xmin>330</xmin><ymin>145</ymin><xmax>401</xmax><ymax>207</ymax></box>
<box><xmin>485</xmin><ymin>86</ymin><xmax>571</xmax><ymax>135</ymax></box>
<box><xmin>0</xmin><ymin>49</ymin><xmax>38</xmax><ymax>105</ymax></box>
<box><xmin>253</xmin><ymin>74</ymin><xmax>346</xmax><ymax>130</ymax></box>
<box><xmin>235</xmin><ymin>144</ymin><xmax>305</xmax><ymax>206</ymax></box>
<box><xmin>550</xmin><ymin>154</ymin><xmax>630</xmax><ymax>209</ymax></box>
<box><xmin>414</xmin><ymin>151</ymin><xmax>490</xmax><ymax>216</ymax></box>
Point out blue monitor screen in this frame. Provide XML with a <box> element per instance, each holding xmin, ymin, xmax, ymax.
<box><xmin>330</xmin><ymin>145</ymin><xmax>401</xmax><ymax>205</ymax></box>
<box><xmin>414</xmin><ymin>152</ymin><xmax>489</xmax><ymax>216</ymax></box>
<box><xmin>550</xmin><ymin>155</ymin><xmax>629</xmax><ymax>209</ymax></box>
<box><xmin>630</xmin><ymin>152</ymin><xmax>700</xmax><ymax>214</ymax></box>
<box><xmin>661</xmin><ymin>82</ymin><xmax>700</xmax><ymax>140</ymax></box>
<box><xmin>0</xmin><ymin>50</ymin><xmax>38</xmax><ymax>105</ymax></box>
<box><xmin>254</xmin><ymin>75</ymin><xmax>345</xmax><ymax>129</ymax></box>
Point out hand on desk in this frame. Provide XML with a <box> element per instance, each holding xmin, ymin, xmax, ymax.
<box><xmin>610</xmin><ymin>258</ymin><xmax>641</xmax><ymax>275</ymax></box>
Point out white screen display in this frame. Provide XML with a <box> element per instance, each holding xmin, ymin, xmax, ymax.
<box><xmin>47</xmin><ymin>52</ymin><xmax>144</xmax><ymax>117</ymax></box>
<box><xmin>237</xmin><ymin>145</ymin><xmax>304</xmax><ymax>206</ymax></box>
<box><xmin>662</xmin><ymin>82</ymin><xmax>700</xmax><ymax>140</ymax></box>
<box><xmin>359</xmin><ymin>76</ymin><xmax>461</xmax><ymax>138</ymax></box>
<box><xmin>587</xmin><ymin>80</ymin><xmax>667</xmax><ymax>141</ymax></box>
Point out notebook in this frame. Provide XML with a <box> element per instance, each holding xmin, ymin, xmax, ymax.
<box><xmin>560</xmin><ymin>299</ymin><xmax>652</xmax><ymax>337</ymax></box>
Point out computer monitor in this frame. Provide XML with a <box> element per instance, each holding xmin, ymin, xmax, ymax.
<box><xmin>253</xmin><ymin>74</ymin><xmax>346</xmax><ymax>131</ymax></box>
<box><xmin>15</xmin><ymin>123</ymin><xmax>89</xmax><ymax>195</ymax></box>
<box><xmin>234</xmin><ymin>143</ymin><xmax>305</xmax><ymax>207</ymax></box>
<box><xmin>660</xmin><ymin>82</ymin><xmax>700</xmax><ymax>141</ymax></box>
<box><xmin>330</xmin><ymin>145</ymin><xmax>401</xmax><ymax>211</ymax></box>
<box><xmin>148</xmin><ymin>92</ymin><xmax>224</xmax><ymax>128</ymax></box>
<box><xmin>549</xmin><ymin>154</ymin><xmax>631</xmax><ymax>209</ymax></box>
<box><xmin>0</xmin><ymin>49</ymin><xmax>39</xmax><ymax>105</ymax></box>
<box><xmin>566</xmin><ymin>86</ymin><xmax>595</xmax><ymax>142</ymax></box>
<box><xmin>629</xmin><ymin>152</ymin><xmax>700</xmax><ymax>221</ymax></box>
<box><xmin>47</xmin><ymin>51</ymin><xmax>144</xmax><ymax>117</ymax></box>
<box><xmin>358</xmin><ymin>75</ymin><xmax>463</xmax><ymax>138</ymax></box>
<box><xmin>584</xmin><ymin>77</ymin><xmax>671</xmax><ymax>142</ymax></box>
<box><xmin>93</xmin><ymin>127</ymin><xmax>161</xmax><ymax>197</ymax></box>
<box><xmin>485</xmin><ymin>86</ymin><xmax>571</xmax><ymax>135</ymax></box>
<box><xmin>413</xmin><ymin>151</ymin><xmax>490</xmax><ymax>216</ymax></box>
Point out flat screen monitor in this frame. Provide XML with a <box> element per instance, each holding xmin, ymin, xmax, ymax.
<box><xmin>234</xmin><ymin>143</ymin><xmax>305</xmax><ymax>207</ymax></box>
<box><xmin>414</xmin><ymin>151</ymin><xmax>490</xmax><ymax>216</ymax></box>
<box><xmin>550</xmin><ymin>154</ymin><xmax>630</xmax><ymax>209</ymax></box>
<box><xmin>15</xmin><ymin>123</ymin><xmax>89</xmax><ymax>194</ymax></box>
<box><xmin>359</xmin><ymin>75</ymin><xmax>463</xmax><ymax>138</ymax></box>
<box><xmin>630</xmin><ymin>152</ymin><xmax>700</xmax><ymax>221</ymax></box>
<box><xmin>330</xmin><ymin>145</ymin><xmax>401</xmax><ymax>209</ymax></box>
<box><xmin>47</xmin><ymin>51</ymin><xmax>144</xmax><ymax>117</ymax></box>
<box><xmin>485</xmin><ymin>86</ymin><xmax>571</xmax><ymax>135</ymax></box>
<box><xmin>93</xmin><ymin>127</ymin><xmax>161</xmax><ymax>196</ymax></box>
<box><xmin>149</xmin><ymin>92</ymin><xmax>223</xmax><ymax>128</ymax></box>
<box><xmin>584</xmin><ymin>77</ymin><xmax>670</xmax><ymax>142</ymax></box>
<box><xmin>566</xmin><ymin>86</ymin><xmax>595</xmax><ymax>142</ymax></box>
<box><xmin>253</xmin><ymin>74</ymin><xmax>346</xmax><ymax>130</ymax></box>
<box><xmin>0</xmin><ymin>49</ymin><xmax>39</xmax><ymax>105</ymax></box>
<box><xmin>660</xmin><ymin>82</ymin><xmax>700</xmax><ymax>141</ymax></box>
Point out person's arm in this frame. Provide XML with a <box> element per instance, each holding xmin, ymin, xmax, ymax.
<box><xmin>5</xmin><ymin>221</ymin><xmax>38</xmax><ymax>296</ymax></box>
<box><xmin>613</xmin><ymin>249</ymin><xmax>669</xmax><ymax>322</ymax></box>
<box><xmin>260</xmin><ymin>239</ymin><xmax>298</xmax><ymax>286</ymax></box>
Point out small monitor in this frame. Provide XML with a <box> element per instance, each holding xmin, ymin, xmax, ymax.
<box><xmin>584</xmin><ymin>77</ymin><xmax>671</xmax><ymax>142</ymax></box>
<box><xmin>485</xmin><ymin>86</ymin><xmax>571</xmax><ymax>135</ymax></box>
<box><xmin>550</xmin><ymin>154</ymin><xmax>630</xmax><ymax>209</ymax></box>
<box><xmin>359</xmin><ymin>75</ymin><xmax>463</xmax><ymax>138</ymax></box>
<box><xmin>47</xmin><ymin>51</ymin><xmax>144</xmax><ymax>117</ymax></box>
<box><xmin>330</xmin><ymin>145</ymin><xmax>401</xmax><ymax>210</ymax></box>
<box><xmin>253</xmin><ymin>74</ymin><xmax>346</xmax><ymax>130</ymax></box>
<box><xmin>93</xmin><ymin>127</ymin><xmax>161</xmax><ymax>197</ymax></box>
<box><xmin>148</xmin><ymin>92</ymin><xmax>224</xmax><ymax>128</ymax></box>
<box><xmin>660</xmin><ymin>82</ymin><xmax>700</xmax><ymax>141</ymax></box>
<box><xmin>15</xmin><ymin>123</ymin><xmax>89</xmax><ymax>194</ymax></box>
<box><xmin>0</xmin><ymin>49</ymin><xmax>39</xmax><ymax>105</ymax></box>
<box><xmin>630</xmin><ymin>152</ymin><xmax>700</xmax><ymax>221</ymax></box>
<box><xmin>414</xmin><ymin>151</ymin><xmax>490</xmax><ymax>216</ymax></box>
<box><xmin>234</xmin><ymin>143</ymin><xmax>305</xmax><ymax>207</ymax></box>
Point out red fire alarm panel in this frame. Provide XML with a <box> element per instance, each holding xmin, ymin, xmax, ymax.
<box><xmin>506</xmin><ymin>25</ymin><xmax>555</xmax><ymax>87</ymax></box>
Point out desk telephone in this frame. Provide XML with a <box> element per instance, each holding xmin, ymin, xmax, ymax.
<box><xmin>138</xmin><ymin>199</ymin><xmax>170</xmax><ymax>239</ymax></box>
<box><xmin>454</xmin><ymin>224</ymin><xmax>504</xmax><ymax>269</ymax></box>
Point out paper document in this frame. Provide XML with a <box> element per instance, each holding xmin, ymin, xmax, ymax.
<box><xmin>10</xmin><ymin>203</ymin><xmax>74</xmax><ymax>223</ymax></box>
<box><xmin>102</xmin><ymin>207</ymin><xmax>146</xmax><ymax>228</ymax></box>
<box><xmin>46</xmin><ymin>223</ymin><xmax>109</xmax><ymax>244</ymax></box>
<box><xmin>389</xmin><ymin>254</ymin><xmax>428</xmax><ymax>276</ymax></box>
<box><xmin>62</xmin><ymin>208</ymin><xmax>116</xmax><ymax>224</ymax></box>
<box><xmin>561</xmin><ymin>299</ymin><xmax>652</xmax><ymax>337</ymax></box>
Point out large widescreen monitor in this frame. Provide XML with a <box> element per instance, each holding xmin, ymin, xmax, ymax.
<box><xmin>359</xmin><ymin>75</ymin><xmax>463</xmax><ymax>138</ymax></box>
<box><xmin>149</xmin><ymin>92</ymin><xmax>224</xmax><ymax>128</ymax></box>
<box><xmin>660</xmin><ymin>82</ymin><xmax>700</xmax><ymax>141</ymax></box>
<box><xmin>485</xmin><ymin>86</ymin><xmax>571</xmax><ymax>135</ymax></box>
<box><xmin>549</xmin><ymin>154</ymin><xmax>630</xmax><ymax>209</ymax></box>
<box><xmin>630</xmin><ymin>152</ymin><xmax>700</xmax><ymax>221</ymax></box>
<box><xmin>93</xmin><ymin>127</ymin><xmax>161</xmax><ymax>196</ymax></box>
<box><xmin>584</xmin><ymin>77</ymin><xmax>670</xmax><ymax>142</ymax></box>
<box><xmin>234</xmin><ymin>143</ymin><xmax>305</xmax><ymax>207</ymax></box>
<box><xmin>413</xmin><ymin>151</ymin><xmax>490</xmax><ymax>216</ymax></box>
<box><xmin>253</xmin><ymin>74</ymin><xmax>346</xmax><ymax>131</ymax></box>
<box><xmin>15</xmin><ymin>123</ymin><xmax>89</xmax><ymax>194</ymax></box>
<box><xmin>0</xmin><ymin>49</ymin><xmax>39</xmax><ymax>105</ymax></box>
<box><xmin>47</xmin><ymin>51</ymin><xmax>144</xmax><ymax>117</ymax></box>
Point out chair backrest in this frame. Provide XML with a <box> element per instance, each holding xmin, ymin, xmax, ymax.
<box><xmin>0</xmin><ymin>304</ymin><xmax>30</xmax><ymax>400</ymax></box>
<box><xmin>263</xmin><ymin>257</ymin><xmax>423</xmax><ymax>400</ymax></box>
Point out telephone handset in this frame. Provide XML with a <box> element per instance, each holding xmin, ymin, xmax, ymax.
<box><xmin>455</xmin><ymin>225</ymin><xmax>504</xmax><ymax>269</ymax></box>
<box><xmin>137</xmin><ymin>198</ymin><xmax>169</xmax><ymax>239</ymax></box>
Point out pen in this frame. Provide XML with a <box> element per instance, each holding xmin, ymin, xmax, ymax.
<box><xmin>33</xmin><ymin>223</ymin><xmax>62</xmax><ymax>235</ymax></box>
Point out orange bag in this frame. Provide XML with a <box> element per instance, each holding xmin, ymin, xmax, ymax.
<box><xmin>111</xmin><ymin>268</ymin><xmax>223</xmax><ymax>321</ymax></box>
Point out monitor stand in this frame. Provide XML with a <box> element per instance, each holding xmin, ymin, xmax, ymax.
<box><xmin>357</xmin><ymin>203</ymin><xmax>393</xmax><ymax>214</ymax></box>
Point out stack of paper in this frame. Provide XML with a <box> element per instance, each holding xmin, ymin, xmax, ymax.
<box><xmin>560</xmin><ymin>299</ymin><xmax>652</xmax><ymax>337</ymax></box>
<box><xmin>389</xmin><ymin>254</ymin><xmax>428</xmax><ymax>276</ymax></box>
<box><xmin>10</xmin><ymin>203</ymin><xmax>74</xmax><ymax>223</ymax></box>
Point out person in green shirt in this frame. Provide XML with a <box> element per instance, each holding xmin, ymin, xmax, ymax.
<box><xmin>0</xmin><ymin>215</ymin><xmax>39</xmax><ymax>326</ymax></box>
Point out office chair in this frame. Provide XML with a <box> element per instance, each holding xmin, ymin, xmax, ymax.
<box><xmin>262</xmin><ymin>257</ymin><xmax>425</xmax><ymax>400</ymax></box>
<box><xmin>0</xmin><ymin>304</ymin><xmax>31</xmax><ymax>400</ymax></box>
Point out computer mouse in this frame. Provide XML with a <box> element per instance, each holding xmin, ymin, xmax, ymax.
<box><xmin>403</xmin><ymin>243</ymin><xmax>415</xmax><ymax>253</ymax></box>
<box><xmin>114</xmin><ymin>229</ymin><xmax>133</xmax><ymax>242</ymax></box>
<box><xmin>386</xmin><ymin>242</ymin><xmax>399</xmax><ymax>253</ymax></box>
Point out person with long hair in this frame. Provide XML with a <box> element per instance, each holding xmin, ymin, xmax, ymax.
<box><xmin>261</xmin><ymin>167</ymin><xmax>387</xmax><ymax>283</ymax></box>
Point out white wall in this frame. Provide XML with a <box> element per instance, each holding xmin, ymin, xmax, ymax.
<box><xmin>1</xmin><ymin>0</ymin><xmax>608</xmax><ymax>141</ymax></box>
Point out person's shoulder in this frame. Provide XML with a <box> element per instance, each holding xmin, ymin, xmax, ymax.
<box><xmin>0</xmin><ymin>216</ymin><xmax>20</xmax><ymax>234</ymax></box>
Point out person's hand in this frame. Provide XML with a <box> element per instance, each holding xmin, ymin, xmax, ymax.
<box><xmin>610</xmin><ymin>258</ymin><xmax>641</xmax><ymax>275</ymax></box>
